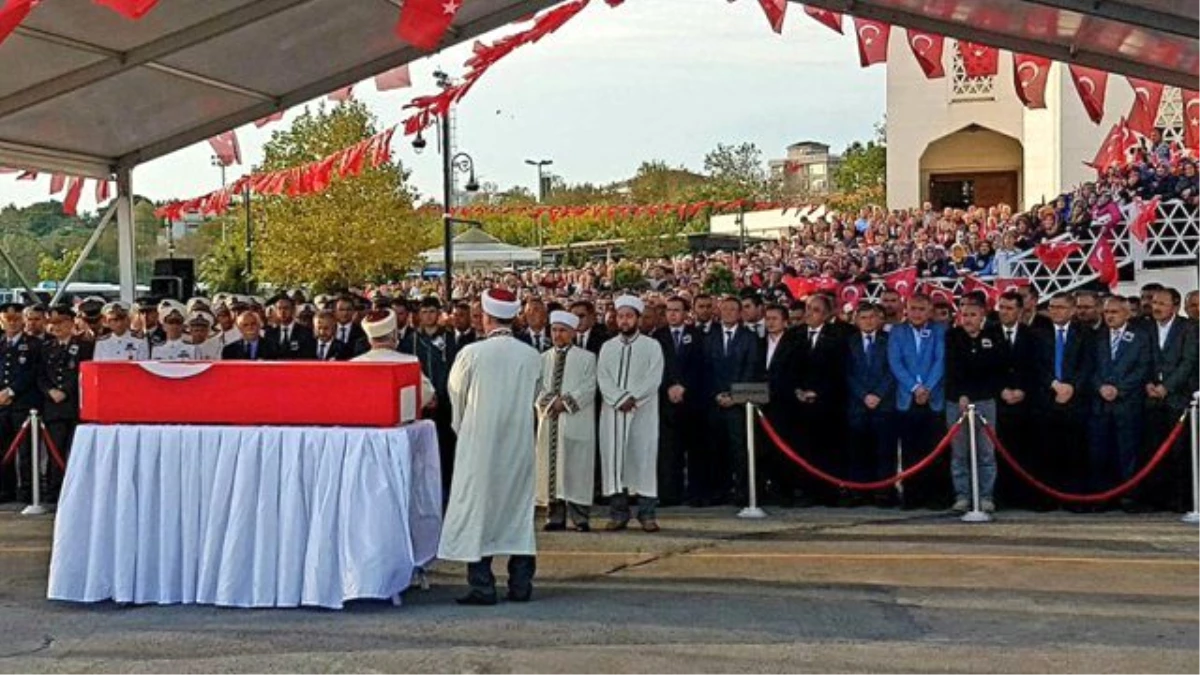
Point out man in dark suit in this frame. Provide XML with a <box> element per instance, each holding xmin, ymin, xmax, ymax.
<box><xmin>449</xmin><ymin>302</ymin><xmax>476</xmax><ymax>353</ymax></box>
<box><xmin>265</xmin><ymin>295</ymin><xmax>315</xmax><ymax>360</ymax></box>
<box><xmin>1034</xmin><ymin>293</ymin><xmax>1094</xmax><ymax>501</ymax></box>
<box><xmin>569</xmin><ymin>300</ymin><xmax>608</xmax><ymax>354</ymax></box>
<box><xmin>311</xmin><ymin>310</ymin><xmax>352</xmax><ymax>361</ymax></box>
<box><xmin>0</xmin><ymin>302</ymin><xmax>42</xmax><ymax>503</ymax></box>
<box><xmin>705</xmin><ymin>295</ymin><xmax>761</xmax><ymax>505</ymax></box>
<box><xmin>792</xmin><ymin>293</ymin><xmax>848</xmax><ymax>506</ymax></box>
<box><xmin>221</xmin><ymin>311</ymin><xmax>278</xmax><ymax>361</ymax></box>
<box><xmin>692</xmin><ymin>294</ymin><xmax>717</xmax><ymax>335</ymax></box>
<box><xmin>333</xmin><ymin>295</ymin><xmax>367</xmax><ymax>357</ymax></box>
<box><xmin>760</xmin><ymin>303</ymin><xmax>804</xmax><ymax>505</ymax></box>
<box><xmin>393</xmin><ymin>298</ymin><xmax>418</xmax><ymax>354</ymax></box>
<box><xmin>846</xmin><ymin>302</ymin><xmax>898</xmax><ymax>506</ymax></box>
<box><xmin>1141</xmin><ymin>288</ymin><xmax>1199</xmax><ymax>511</ymax></box>
<box><xmin>994</xmin><ymin>291</ymin><xmax>1042</xmax><ymax>509</ymax></box>
<box><xmin>652</xmin><ymin>296</ymin><xmax>707</xmax><ymax>506</ymax></box>
<box><xmin>1018</xmin><ymin>286</ymin><xmax>1054</xmax><ymax>334</ymax></box>
<box><xmin>414</xmin><ymin>296</ymin><xmax>459</xmax><ymax>499</ymax></box>
<box><xmin>38</xmin><ymin>305</ymin><xmax>93</xmax><ymax>500</ymax></box>
<box><xmin>518</xmin><ymin>297</ymin><xmax>552</xmax><ymax>352</ymax></box>
<box><xmin>1089</xmin><ymin>296</ymin><xmax>1153</xmax><ymax>505</ymax></box>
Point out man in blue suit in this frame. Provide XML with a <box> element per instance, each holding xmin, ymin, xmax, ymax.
<box><xmin>1089</xmin><ymin>296</ymin><xmax>1153</xmax><ymax>505</ymax></box>
<box><xmin>886</xmin><ymin>294</ymin><xmax>948</xmax><ymax>509</ymax></box>
<box><xmin>653</xmin><ymin>296</ymin><xmax>708</xmax><ymax>506</ymax></box>
<box><xmin>705</xmin><ymin>295</ymin><xmax>762</xmax><ymax>506</ymax></box>
<box><xmin>846</xmin><ymin>302</ymin><xmax>898</xmax><ymax>506</ymax></box>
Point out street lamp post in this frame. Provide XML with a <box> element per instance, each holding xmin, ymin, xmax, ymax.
<box><xmin>428</xmin><ymin>70</ymin><xmax>480</xmax><ymax>301</ymax></box>
<box><xmin>525</xmin><ymin>159</ymin><xmax>552</xmax><ymax>267</ymax></box>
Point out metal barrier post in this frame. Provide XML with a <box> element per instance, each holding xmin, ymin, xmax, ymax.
<box><xmin>1184</xmin><ymin>394</ymin><xmax>1199</xmax><ymax>525</ymax></box>
<box><xmin>961</xmin><ymin>405</ymin><xmax>991</xmax><ymax>524</ymax></box>
<box><xmin>21</xmin><ymin>410</ymin><xmax>47</xmax><ymax>516</ymax></box>
<box><xmin>738</xmin><ymin>402</ymin><xmax>766</xmax><ymax>519</ymax></box>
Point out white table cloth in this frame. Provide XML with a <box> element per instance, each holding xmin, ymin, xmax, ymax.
<box><xmin>47</xmin><ymin>422</ymin><xmax>442</xmax><ymax>609</ymax></box>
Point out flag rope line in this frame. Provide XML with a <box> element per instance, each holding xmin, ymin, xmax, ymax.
<box><xmin>37</xmin><ymin>425</ymin><xmax>66</xmax><ymax>473</ymax></box>
<box><xmin>0</xmin><ymin>419</ymin><xmax>31</xmax><ymax>467</ymax></box>
<box><xmin>979</xmin><ymin>411</ymin><xmax>1187</xmax><ymax>504</ymax></box>
<box><xmin>755</xmin><ymin>407</ymin><xmax>963</xmax><ymax>491</ymax></box>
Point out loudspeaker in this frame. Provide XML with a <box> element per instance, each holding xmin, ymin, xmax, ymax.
<box><xmin>152</xmin><ymin>258</ymin><xmax>195</xmax><ymax>300</ymax></box>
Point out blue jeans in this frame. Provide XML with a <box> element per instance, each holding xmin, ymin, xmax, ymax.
<box><xmin>947</xmin><ymin>400</ymin><xmax>997</xmax><ymax>501</ymax></box>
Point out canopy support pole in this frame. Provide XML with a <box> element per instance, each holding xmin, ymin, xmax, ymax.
<box><xmin>116</xmin><ymin>168</ymin><xmax>137</xmax><ymax>303</ymax></box>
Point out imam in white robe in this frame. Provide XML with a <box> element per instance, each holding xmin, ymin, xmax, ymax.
<box><xmin>535</xmin><ymin>346</ymin><xmax>597</xmax><ymax>507</ymax></box>
<box><xmin>597</xmin><ymin>333</ymin><xmax>664</xmax><ymax>498</ymax></box>
<box><xmin>438</xmin><ymin>332</ymin><xmax>543</xmax><ymax>562</ymax></box>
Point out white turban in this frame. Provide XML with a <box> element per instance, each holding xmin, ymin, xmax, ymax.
<box><xmin>361</xmin><ymin>309</ymin><xmax>398</xmax><ymax>339</ymax></box>
<box><xmin>550</xmin><ymin>310</ymin><xmax>579</xmax><ymax>330</ymax></box>
<box><xmin>614</xmin><ymin>295</ymin><xmax>645</xmax><ymax>315</ymax></box>
<box><xmin>481</xmin><ymin>288</ymin><xmax>520</xmax><ymax>320</ymax></box>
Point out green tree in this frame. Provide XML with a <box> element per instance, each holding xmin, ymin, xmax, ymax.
<box><xmin>241</xmin><ymin>101</ymin><xmax>427</xmax><ymax>291</ymax></box>
<box><xmin>37</xmin><ymin>246</ymin><xmax>81</xmax><ymax>283</ymax></box>
<box><xmin>832</xmin><ymin>119</ymin><xmax>887</xmax><ymax>198</ymax></box>
<box><xmin>701</xmin><ymin>142</ymin><xmax>781</xmax><ymax>201</ymax></box>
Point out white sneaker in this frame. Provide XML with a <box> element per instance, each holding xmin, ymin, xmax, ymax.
<box><xmin>951</xmin><ymin>499</ymin><xmax>969</xmax><ymax>513</ymax></box>
<box><xmin>981</xmin><ymin>499</ymin><xmax>996</xmax><ymax>513</ymax></box>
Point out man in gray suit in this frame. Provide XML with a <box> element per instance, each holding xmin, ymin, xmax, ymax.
<box><xmin>1142</xmin><ymin>288</ymin><xmax>1199</xmax><ymax>511</ymax></box>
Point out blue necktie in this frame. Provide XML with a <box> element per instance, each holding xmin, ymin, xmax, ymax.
<box><xmin>1110</xmin><ymin>332</ymin><xmax>1120</xmax><ymax>359</ymax></box>
<box><xmin>1054</xmin><ymin>328</ymin><xmax>1066</xmax><ymax>381</ymax></box>
<box><xmin>249</xmin><ymin>341</ymin><xmax>257</xmax><ymax>360</ymax></box>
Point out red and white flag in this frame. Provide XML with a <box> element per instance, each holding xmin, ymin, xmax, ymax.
<box><xmin>1</xmin><ymin>0</ymin><xmax>34</xmax><ymax>48</ymax></box>
<box><xmin>374</xmin><ymin>64</ymin><xmax>413</xmax><ymax>91</ymax></box>
<box><xmin>49</xmin><ymin>173</ymin><xmax>65</xmax><ymax>195</ymax></box>
<box><xmin>255</xmin><ymin>111</ymin><xmax>284</xmax><ymax>128</ymax></box>
<box><xmin>1034</xmin><ymin>241</ymin><xmax>1082</xmax><ymax>270</ymax></box>
<box><xmin>328</xmin><ymin>86</ymin><xmax>353</xmax><ymax>103</ymax></box>
<box><xmin>1069</xmin><ymin>64</ymin><xmax>1109</xmax><ymax>124</ymax></box>
<box><xmin>93</xmin><ymin>0</ymin><xmax>159</xmax><ymax>20</ymax></box>
<box><xmin>994</xmin><ymin>278</ymin><xmax>1030</xmax><ymax>294</ymax></box>
<box><xmin>95</xmin><ymin>179</ymin><xmax>111</xmax><ymax>203</ymax></box>
<box><xmin>907</xmin><ymin>30</ymin><xmax>945</xmax><ymax>79</ymax></box>
<box><xmin>1089</xmin><ymin>119</ymin><xmax>1136</xmax><ymax>171</ymax></box>
<box><xmin>756</xmin><ymin>0</ymin><xmax>787</xmax><ymax>34</ymax></box>
<box><xmin>803</xmin><ymin>6</ymin><xmax>842</xmax><ymax>34</ymax></box>
<box><xmin>1125</xmin><ymin>77</ymin><xmax>1165</xmax><ymax>137</ymax></box>
<box><xmin>1013</xmin><ymin>54</ymin><xmax>1051</xmax><ymax>109</ymax></box>
<box><xmin>395</xmin><ymin>0</ymin><xmax>461</xmax><ymax>51</ymax></box>
<box><xmin>1128</xmin><ymin>196</ymin><xmax>1160</xmax><ymax>243</ymax></box>
<box><xmin>62</xmin><ymin>176</ymin><xmax>84</xmax><ymax>216</ymax></box>
<box><xmin>958</xmin><ymin>40</ymin><xmax>999</xmax><ymax>78</ymax></box>
<box><xmin>839</xmin><ymin>283</ymin><xmax>867</xmax><ymax>308</ymax></box>
<box><xmin>960</xmin><ymin>276</ymin><xmax>1000</xmax><ymax>309</ymax></box>
<box><xmin>1183</xmin><ymin>89</ymin><xmax>1199</xmax><ymax>155</ymax></box>
<box><xmin>853</xmin><ymin>18</ymin><xmax>890</xmax><ymax>68</ymax></box>
<box><xmin>883</xmin><ymin>266</ymin><xmax>918</xmax><ymax>299</ymax></box>
<box><xmin>207</xmin><ymin>130</ymin><xmax>242</xmax><ymax>167</ymax></box>
<box><xmin>1086</xmin><ymin>234</ymin><xmax>1118</xmax><ymax>288</ymax></box>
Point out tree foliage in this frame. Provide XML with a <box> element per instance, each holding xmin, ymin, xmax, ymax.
<box><xmin>831</xmin><ymin>118</ymin><xmax>887</xmax><ymax>208</ymax></box>
<box><xmin>247</xmin><ymin>101</ymin><xmax>428</xmax><ymax>292</ymax></box>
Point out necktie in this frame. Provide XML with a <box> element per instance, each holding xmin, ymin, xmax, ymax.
<box><xmin>809</xmin><ymin>329</ymin><xmax>819</xmax><ymax>348</ymax></box>
<box><xmin>1006</xmin><ymin>328</ymin><xmax>1015</xmax><ymax>345</ymax></box>
<box><xmin>1110</xmin><ymin>331</ymin><xmax>1121</xmax><ymax>358</ymax></box>
<box><xmin>724</xmin><ymin>330</ymin><xmax>733</xmax><ymax>355</ymax></box>
<box><xmin>1054</xmin><ymin>328</ymin><xmax>1066</xmax><ymax>381</ymax></box>
<box><xmin>864</xmin><ymin>335</ymin><xmax>874</xmax><ymax>367</ymax></box>
<box><xmin>673</xmin><ymin>329</ymin><xmax>682</xmax><ymax>349</ymax></box>
<box><xmin>576</xmin><ymin>333</ymin><xmax>584</xmax><ymax>348</ymax></box>
<box><xmin>249</xmin><ymin>341</ymin><xmax>257</xmax><ymax>360</ymax></box>
<box><xmin>340</xmin><ymin>326</ymin><xmax>348</xmax><ymax>343</ymax></box>
<box><xmin>281</xmin><ymin>326</ymin><xmax>289</xmax><ymax>345</ymax></box>
<box><xmin>319</xmin><ymin>343</ymin><xmax>327</xmax><ymax>361</ymax></box>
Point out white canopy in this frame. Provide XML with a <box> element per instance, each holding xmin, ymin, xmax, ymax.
<box><xmin>421</xmin><ymin>227</ymin><xmax>539</xmax><ymax>266</ymax></box>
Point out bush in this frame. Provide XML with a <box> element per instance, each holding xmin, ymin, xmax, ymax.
<box><xmin>703</xmin><ymin>264</ymin><xmax>736</xmax><ymax>296</ymax></box>
<box><xmin>611</xmin><ymin>262</ymin><xmax>646</xmax><ymax>292</ymax></box>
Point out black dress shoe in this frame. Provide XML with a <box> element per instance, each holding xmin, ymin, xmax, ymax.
<box><xmin>455</xmin><ymin>591</ymin><xmax>498</xmax><ymax>606</ymax></box>
<box><xmin>574</xmin><ymin>522</ymin><xmax>591</xmax><ymax>533</ymax></box>
<box><xmin>542</xmin><ymin>521</ymin><xmax>567</xmax><ymax>532</ymax></box>
<box><xmin>506</xmin><ymin>589</ymin><xmax>532</xmax><ymax>602</ymax></box>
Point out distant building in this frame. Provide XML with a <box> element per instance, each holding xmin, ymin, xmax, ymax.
<box><xmin>769</xmin><ymin>141</ymin><xmax>842</xmax><ymax>197</ymax></box>
<box><xmin>887</xmin><ymin>41</ymin><xmax>1186</xmax><ymax>210</ymax></box>
<box><xmin>159</xmin><ymin>212</ymin><xmax>204</xmax><ymax>245</ymax></box>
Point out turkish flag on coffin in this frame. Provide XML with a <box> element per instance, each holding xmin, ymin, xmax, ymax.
<box><xmin>396</xmin><ymin>0</ymin><xmax>462</xmax><ymax>51</ymax></box>
<box><xmin>1013</xmin><ymin>54</ymin><xmax>1051</xmax><ymax>109</ymax></box>
<box><xmin>1125</xmin><ymin>78</ymin><xmax>1165</xmax><ymax>137</ymax></box>
<box><xmin>907</xmin><ymin>30</ymin><xmax>945</xmax><ymax>79</ymax></box>
<box><xmin>1069</xmin><ymin>64</ymin><xmax>1109</xmax><ymax>124</ymax></box>
<box><xmin>853</xmin><ymin>17</ymin><xmax>890</xmax><ymax>67</ymax></box>
<box><xmin>958</xmin><ymin>40</ymin><xmax>999</xmax><ymax>78</ymax></box>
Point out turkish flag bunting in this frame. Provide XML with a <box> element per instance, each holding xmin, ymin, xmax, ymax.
<box><xmin>255</xmin><ymin>111</ymin><xmax>284</xmax><ymax>128</ymax></box>
<box><xmin>1013</xmin><ymin>54</ymin><xmax>1051</xmax><ymax>109</ymax></box>
<box><xmin>1125</xmin><ymin>77</ymin><xmax>1164</xmax><ymax>137</ymax></box>
<box><xmin>803</xmin><ymin>6</ymin><xmax>842</xmax><ymax>34</ymax></box>
<box><xmin>374</xmin><ymin>64</ymin><xmax>413</xmax><ymax>91</ymax></box>
<box><xmin>960</xmin><ymin>276</ymin><xmax>1000</xmax><ymax>309</ymax></box>
<box><xmin>921</xmin><ymin>284</ymin><xmax>955</xmax><ymax>306</ymax></box>
<box><xmin>95</xmin><ymin>179</ymin><xmax>110</xmax><ymax>203</ymax></box>
<box><xmin>328</xmin><ymin>86</ymin><xmax>353</xmax><ymax>103</ymax></box>
<box><xmin>396</xmin><ymin>0</ymin><xmax>461</xmax><ymax>51</ymax></box>
<box><xmin>1089</xmin><ymin>119</ymin><xmax>1136</xmax><ymax>171</ymax></box>
<box><xmin>883</xmin><ymin>266</ymin><xmax>918</xmax><ymax>299</ymax></box>
<box><xmin>906</xmin><ymin>30</ymin><xmax>945</xmax><ymax>78</ymax></box>
<box><xmin>93</xmin><ymin>1</ymin><xmax>159</xmax><ymax>20</ymax></box>
<box><xmin>852</xmin><ymin>18</ymin><xmax>890</xmax><ymax>68</ymax></box>
<box><xmin>784</xmin><ymin>276</ymin><xmax>817</xmax><ymax>300</ymax></box>
<box><xmin>957</xmin><ymin>41</ymin><xmax>999</xmax><ymax>78</ymax></box>
<box><xmin>1034</xmin><ymin>241</ymin><xmax>1082</xmax><ymax>270</ymax></box>
<box><xmin>839</xmin><ymin>283</ymin><xmax>867</xmax><ymax>307</ymax></box>
<box><xmin>1</xmin><ymin>0</ymin><xmax>33</xmax><ymax>48</ymax></box>
<box><xmin>1086</xmin><ymin>235</ymin><xmax>1118</xmax><ymax>288</ymax></box>
<box><xmin>208</xmin><ymin>131</ymin><xmax>241</xmax><ymax>166</ymax></box>
<box><xmin>1128</xmin><ymin>196</ymin><xmax>1160</xmax><ymax>243</ymax></box>
<box><xmin>756</xmin><ymin>0</ymin><xmax>787</xmax><ymax>33</ymax></box>
<box><xmin>1183</xmin><ymin>89</ymin><xmax>1199</xmax><ymax>155</ymax></box>
<box><xmin>1068</xmin><ymin>64</ymin><xmax>1108</xmax><ymax>124</ymax></box>
<box><xmin>49</xmin><ymin>173</ymin><xmax>65</xmax><ymax>195</ymax></box>
<box><xmin>815</xmin><ymin>276</ymin><xmax>841</xmax><ymax>293</ymax></box>
<box><xmin>62</xmin><ymin>177</ymin><xmax>84</xmax><ymax>216</ymax></box>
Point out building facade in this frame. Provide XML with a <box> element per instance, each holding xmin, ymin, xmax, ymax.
<box><xmin>769</xmin><ymin>141</ymin><xmax>842</xmax><ymax>196</ymax></box>
<box><xmin>886</xmin><ymin>39</ymin><xmax>1185</xmax><ymax>211</ymax></box>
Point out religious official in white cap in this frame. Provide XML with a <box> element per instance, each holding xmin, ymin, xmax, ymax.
<box><xmin>534</xmin><ymin>310</ymin><xmax>598</xmax><ymax>532</ymax></box>
<box><xmin>597</xmin><ymin>294</ymin><xmax>665</xmax><ymax>532</ymax></box>
<box><xmin>351</xmin><ymin>308</ymin><xmax>435</xmax><ymax>405</ymax></box>
<box><xmin>440</xmin><ymin>287</ymin><xmax>543</xmax><ymax>605</ymax></box>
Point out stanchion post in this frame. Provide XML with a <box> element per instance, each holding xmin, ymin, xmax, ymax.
<box><xmin>21</xmin><ymin>409</ymin><xmax>47</xmax><ymax>516</ymax></box>
<box><xmin>1183</xmin><ymin>394</ymin><xmax>1199</xmax><ymax>525</ymax></box>
<box><xmin>961</xmin><ymin>404</ymin><xmax>991</xmax><ymax>524</ymax></box>
<box><xmin>738</xmin><ymin>402</ymin><xmax>766</xmax><ymax>519</ymax></box>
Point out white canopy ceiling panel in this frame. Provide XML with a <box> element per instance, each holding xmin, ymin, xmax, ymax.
<box><xmin>0</xmin><ymin>35</ymin><xmax>106</xmax><ymax>99</ymax></box>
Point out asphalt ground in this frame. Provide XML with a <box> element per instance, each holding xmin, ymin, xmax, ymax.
<box><xmin>0</xmin><ymin>505</ymin><xmax>1196</xmax><ymax>673</ymax></box>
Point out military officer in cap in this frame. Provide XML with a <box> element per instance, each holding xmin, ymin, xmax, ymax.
<box><xmin>151</xmin><ymin>300</ymin><xmax>195</xmax><ymax>360</ymax></box>
<box><xmin>93</xmin><ymin>302</ymin><xmax>149</xmax><ymax>361</ymax></box>
<box><xmin>188</xmin><ymin>312</ymin><xmax>223</xmax><ymax>360</ymax></box>
<box><xmin>38</xmin><ymin>305</ymin><xmax>92</xmax><ymax>500</ymax></box>
<box><xmin>75</xmin><ymin>296</ymin><xmax>106</xmax><ymax>341</ymax></box>
<box><xmin>134</xmin><ymin>297</ymin><xmax>167</xmax><ymax>351</ymax></box>
<box><xmin>0</xmin><ymin>301</ymin><xmax>42</xmax><ymax>502</ymax></box>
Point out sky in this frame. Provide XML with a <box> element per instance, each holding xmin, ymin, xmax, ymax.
<box><xmin>0</xmin><ymin>0</ymin><xmax>887</xmax><ymax>214</ymax></box>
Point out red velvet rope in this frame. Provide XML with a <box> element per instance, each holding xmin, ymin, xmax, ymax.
<box><xmin>980</xmin><ymin>413</ymin><xmax>1187</xmax><ymax>504</ymax></box>
<box><xmin>756</xmin><ymin>408</ymin><xmax>963</xmax><ymax>491</ymax></box>
<box><xmin>38</xmin><ymin>425</ymin><xmax>66</xmax><ymax>472</ymax></box>
<box><xmin>0</xmin><ymin>420</ymin><xmax>30</xmax><ymax>467</ymax></box>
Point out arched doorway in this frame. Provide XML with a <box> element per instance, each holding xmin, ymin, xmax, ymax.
<box><xmin>919</xmin><ymin>125</ymin><xmax>1023</xmax><ymax>209</ymax></box>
